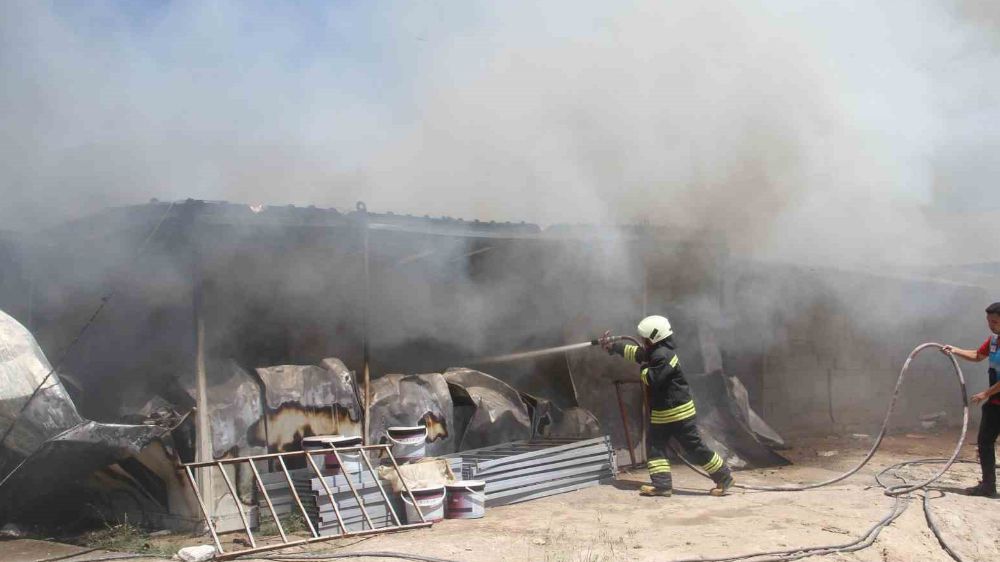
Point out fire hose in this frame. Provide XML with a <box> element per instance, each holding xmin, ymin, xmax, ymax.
<box><xmin>738</xmin><ymin>342</ymin><xmax>969</xmax><ymax>496</ymax></box>
<box><xmin>646</xmin><ymin>342</ymin><xmax>972</xmax><ymax>562</ymax></box>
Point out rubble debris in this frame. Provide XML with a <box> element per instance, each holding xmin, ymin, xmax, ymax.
<box><xmin>817</xmin><ymin>450</ymin><xmax>839</xmax><ymax>457</ymax></box>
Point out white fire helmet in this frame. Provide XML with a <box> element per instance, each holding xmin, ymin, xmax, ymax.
<box><xmin>637</xmin><ymin>315</ymin><xmax>672</xmax><ymax>344</ymax></box>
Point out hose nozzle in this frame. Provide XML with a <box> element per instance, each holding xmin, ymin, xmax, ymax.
<box><xmin>591</xmin><ymin>331</ymin><xmax>625</xmax><ymax>348</ymax></box>
<box><xmin>591</xmin><ymin>335</ymin><xmax>621</xmax><ymax>346</ymax></box>
<box><xmin>591</xmin><ymin>332</ymin><xmax>643</xmax><ymax>349</ymax></box>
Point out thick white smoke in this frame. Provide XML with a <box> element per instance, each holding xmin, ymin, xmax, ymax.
<box><xmin>1</xmin><ymin>1</ymin><xmax>997</xmax><ymax>265</ymax></box>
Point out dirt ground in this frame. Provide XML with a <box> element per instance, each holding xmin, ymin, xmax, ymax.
<box><xmin>2</xmin><ymin>430</ymin><xmax>998</xmax><ymax>562</ymax></box>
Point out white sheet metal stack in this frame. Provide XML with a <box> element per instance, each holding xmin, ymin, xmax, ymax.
<box><xmin>257</xmin><ymin>466</ymin><xmax>402</xmax><ymax>535</ymax></box>
<box><xmin>444</xmin><ymin>435</ymin><xmax>616</xmax><ymax>507</ymax></box>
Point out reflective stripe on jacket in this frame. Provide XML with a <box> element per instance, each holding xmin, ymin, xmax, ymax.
<box><xmin>612</xmin><ymin>338</ymin><xmax>694</xmax><ymax>423</ymax></box>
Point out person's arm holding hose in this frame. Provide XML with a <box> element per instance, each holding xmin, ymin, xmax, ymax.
<box><xmin>942</xmin><ymin>340</ymin><xmax>991</xmax><ymax>403</ymax></box>
<box><xmin>941</xmin><ymin>344</ymin><xmax>987</xmax><ymax>362</ymax></box>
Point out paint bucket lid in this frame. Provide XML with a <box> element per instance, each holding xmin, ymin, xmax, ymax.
<box><xmin>446</xmin><ymin>480</ymin><xmax>485</xmax><ymax>491</ymax></box>
<box><xmin>302</xmin><ymin>435</ymin><xmax>338</xmax><ymax>448</ymax></box>
<box><xmin>327</xmin><ymin>435</ymin><xmax>363</xmax><ymax>447</ymax></box>
<box><xmin>387</xmin><ymin>425</ymin><xmax>427</xmax><ymax>435</ymax></box>
<box><xmin>302</xmin><ymin>435</ymin><xmax>362</xmax><ymax>448</ymax></box>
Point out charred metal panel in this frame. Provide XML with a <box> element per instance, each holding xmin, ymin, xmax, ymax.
<box><xmin>0</xmin><ymin>310</ymin><xmax>82</xmax><ymax>460</ymax></box>
<box><xmin>684</xmin><ymin>371</ymin><xmax>789</xmax><ymax>469</ymax></box>
<box><xmin>0</xmin><ymin>310</ymin><xmax>170</xmax><ymax>521</ymax></box>
<box><xmin>367</xmin><ymin>372</ymin><xmax>454</xmax><ymax>456</ymax></box>
<box><xmin>0</xmin><ymin>420</ymin><xmax>168</xmax><ymax>519</ymax></box>
<box><xmin>204</xmin><ymin>360</ymin><xmax>263</xmax><ymax>460</ymax></box>
<box><xmin>443</xmin><ymin>368</ymin><xmax>532</xmax><ymax>451</ymax></box>
<box><xmin>519</xmin><ymin>393</ymin><xmax>601</xmax><ymax>440</ymax></box>
<box><xmin>255</xmin><ymin>358</ymin><xmax>362</xmax><ymax>452</ymax></box>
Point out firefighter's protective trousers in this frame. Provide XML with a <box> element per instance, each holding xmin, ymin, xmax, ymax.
<box><xmin>646</xmin><ymin>414</ymin><xmax>730</xmax><ymax>489</ymax></box>
<box><xmin>612</xmin><ymin>339</ymin><xmax>731</xmax><ymax>490</ymax></box>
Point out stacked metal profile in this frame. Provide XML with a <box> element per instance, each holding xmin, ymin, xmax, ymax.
<box><xmin>444</xmin><ymin>435</ymin><xmax>616</xmax><ymax>507</ymax></box>
<box><xmin>258</xmin><ymin>467</ymin><xmax>401</xmax><ymax>535</ymax></box>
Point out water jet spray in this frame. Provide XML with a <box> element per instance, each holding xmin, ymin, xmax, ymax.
<box><xmin>467</xmin><ymin>333</ymin><xmax>642</xmax><ymax>366</ymax></box>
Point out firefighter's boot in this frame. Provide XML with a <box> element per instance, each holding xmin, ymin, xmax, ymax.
<box><xmin>709</xmin><ymin>469</ymin><xmax>735</xmax><ymax>497</ymax></box>
<box><xmin>644</xmin><ymin>458</ymin><xmax>672</xmax><ymax>497</ymax></box>
<box><xmin>639</xmin><ymin>484</ymin><xmax>672</xmax><ymax>497</ymax></box>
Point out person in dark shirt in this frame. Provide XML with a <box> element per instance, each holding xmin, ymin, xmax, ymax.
<box><xmin>942</xmin><ymin>301</ymin><xmax>1000</xmax><ymax>497</ymax></box>
<box><xmin>602</xmin><ymin>315</ymin><xmax>734</xmax><ymax>497</ymax></box>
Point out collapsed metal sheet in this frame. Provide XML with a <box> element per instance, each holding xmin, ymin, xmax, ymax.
<box><xmin>0</xmin><ymin>310</ymin><xmax>168</xmax><ymax>520</ymax></box>
<box><xmin>0</xmin><ymin>310</ymin><xmax>82</xmax><ymax>460</ymax></box>
<box><xmin>680</xmin><ymin>322</ymin><xmax>788</xmax><ymax>468</ymax></box>
<box><xmin>685</xmin><ymin>371</ymin><xmax>789</xmax><ymax>469</ymax></box>
<box><xmin>255</xmin><ymin>358</ymin><xmax>362</xmax><ymax>452</ymax></box>
<box><xmin>368</xmin><ymin>372</ymin><xmax>454</xmax><ymax>456</ymax></box>
<box><xmin>85</xmin><ymin>357</ymin><xmax>362</xmax><ymax>531</ymax></box>
<box><xmin>178</xmin><ymin>359</ymin><xmax>264</xmax><ymax>459</ymax></box>
<box><xmin>443</xmin><ymin>368</ymin><xmax>532</xmax><ymax>451</ymax></box>
<box><xmin>518</xmin><ymin>393</ymin><xmax>602</xmax><ymax>440</ymax></box>
<box><xmin>82</xmin><ymin>438</ymin><xmax>202</xmax><ymax>530</ymax></box>
<box><xmin>1</xmin><ymin>421</ymin><xmax>169</xmax><ymax>513</ymax></box>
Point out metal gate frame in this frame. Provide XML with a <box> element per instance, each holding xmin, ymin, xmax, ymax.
<box><xmin>180</xmin><ymin>444</ymin><xmax>430</xmax><ymax>560</ymax></box>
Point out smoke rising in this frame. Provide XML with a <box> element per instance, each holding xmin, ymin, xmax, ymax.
<box><xmin>1</xmin><ymin>1</ymin><xmax>997</xmax><ymax>267</ymax></box>
<box><xmin>1</xmin><ymin>1</ymin><xmax>998</xmax><ymax>430</ymax></box>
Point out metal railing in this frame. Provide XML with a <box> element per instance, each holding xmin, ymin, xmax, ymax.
<box><xmin>180</xmin><ymin>444</ymin><xmax>430</xmax><ymax>560</ymax></box>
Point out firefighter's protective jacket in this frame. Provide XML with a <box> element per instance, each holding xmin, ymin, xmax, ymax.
<box><xmin>611</xmin><ymin>338</ymin><xmax>696</xmax><ymax>424</ymax></box>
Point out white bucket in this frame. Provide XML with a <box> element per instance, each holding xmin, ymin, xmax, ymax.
<box><xmin>402</xmin><ymin>485</ymin><xmax>446</xmax><ymax>523</ymax></box>
<box><xmin>445</xmin><ymin>480</ymin><xmax>486</xmax><ymax>519</ymax></box>
<box><xmin>302</xmin><ymin>435</ymin><xmax>364</xmax><ymax>473</ymax></box>
<box><xmin>386</xmin><ymin>426</ymin><xmax>427</xmax><ymax>463</ymax></box>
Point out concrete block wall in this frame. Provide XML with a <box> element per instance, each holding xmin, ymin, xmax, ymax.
<box><xmin>725</xmin><ymin>263</ymin><xmax>992</xmax><ymax>437</ymax></box>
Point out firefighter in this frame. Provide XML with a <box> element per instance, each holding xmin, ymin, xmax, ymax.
<box><xmin>600</xmin><ymin>315</ymin><xmax>734</xmax><ymax>497</ymax></box>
